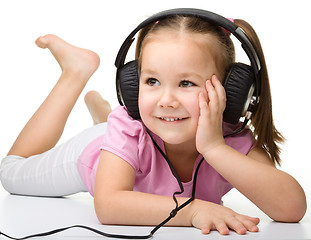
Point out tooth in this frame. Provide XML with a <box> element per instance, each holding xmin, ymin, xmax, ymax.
<box><xmin>160</xmin><ymin>117</ymin><xmax>182</xmax><ymax>121</ymax></box>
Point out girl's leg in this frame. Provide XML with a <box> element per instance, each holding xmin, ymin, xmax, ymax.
<box><xmin>84</xmin><ymin>90</ymin><xmax>112</xmax><ymax>125</ymax></box>
<box><xmin>8</xmin><ymin>34</ymin><xmax>100</xmax><ymax>158</ymax></box>
<box><xmin>1</xmin><ymin>123</ymin><xmax>108</xmax><ymax>197</ymax></box>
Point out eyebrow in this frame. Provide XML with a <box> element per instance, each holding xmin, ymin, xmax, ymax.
<box><xmin>178</xmin><ymin>72</ymin><xmax>205</xmax><ymax>80</ymax></box>
<box><xmin>140</xmin><ymin>68</ymin><xmax>158</xmax><ymax>76</ymax></box>
<box><xmin>140</xmin><ymin>68</ymin><xmax>205</xmax><ymax>80</ymax></box>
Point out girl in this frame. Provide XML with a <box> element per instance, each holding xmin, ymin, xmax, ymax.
<box><xmin>0</xmin><ymin>9</ymin><xmax>307</xmax><ymax>236</ymax></box>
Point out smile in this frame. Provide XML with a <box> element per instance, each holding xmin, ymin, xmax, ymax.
<box><xmin>159</xmin><ymin>117</ymin><xmax>184</xmax><ymax>122</ymax></box>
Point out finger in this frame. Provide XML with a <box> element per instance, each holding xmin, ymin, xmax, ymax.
<box><xmin>214</xmin><ymin>221</ymin><xmax>230</xmax><ymax>235</ymax></box>
<box><xmin>237</xmin><ymin>215</ymin><xmax>260</xmax><ymax>232</ymax></box>
<box><xmin>211</xmin><ymin>75</ymin><xmax>226</xmax><ymax>111</ymax></box>
<box><xmin>251</xmin><ymin>217</ymin><xmax>260</xmax><ymax>225</ymax></box>
<box><xmin>241</xmin><ymin>219</ymin><xmax>259</xmax><ymax>232</ymax></box>
<box><xmin>200</xmin><ymin>224</ymin><xmax>212</xmax><ymax>235</ymax></box>
<box><xmin>198</xmin><ymin>92</ymin><xmax>210</xmax><ymax>116</ymax></box>
<box><xmin>205</xmin><ymin>79</ymin><xmax>218</xmax><ymax>109</ymax></box>
<box><xmin>226</xmin><ymin>218</ymin><xmax>247</xmax><ymax>235</ymax></box>
<box><xmin>198</xmin><ymin>91</ymin><xmax>208</xmax><ymax>106</ymax></box>
<box><xmin>238</xmin><ymin>215</ymin><xmax>260</xmax><ymax>225</ymax></box>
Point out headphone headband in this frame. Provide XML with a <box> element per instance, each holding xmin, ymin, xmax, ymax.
<box><xmin>115</xmin><ymin>8</ymin><xmax>261</xmax><ymax>73</ymax></box>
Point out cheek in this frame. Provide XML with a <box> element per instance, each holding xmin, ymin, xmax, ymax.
<box><xmin>138</xmin><ymin>89</ymin><xmax>152</xmax><ymax>118</ymax></box>
<box><xmin>184</xmin><ymin>94</ymin><xmax>200</xmax><ymax>119</ymax></box>
<box><xmin>193</xmin><ymin>102</ymin><xmax>201</xmax><ymax>120</ymax></box>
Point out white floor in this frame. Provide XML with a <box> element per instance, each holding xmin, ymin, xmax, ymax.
<box><xmin>0</xmin><ymin>185</ymin><xmax>310</xmax><ymax>240</ymax></box>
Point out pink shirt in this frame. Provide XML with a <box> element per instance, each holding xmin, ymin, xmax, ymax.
<box><xmin>77</xmin><ymin>106</ymin><xmax>255</xmax><ymax>204</ymax></box>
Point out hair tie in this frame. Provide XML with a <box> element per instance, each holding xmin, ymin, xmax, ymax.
<box><xmin>227</xmin><ymin>18</ymin><xmax>234</xmax><ymax>23</ymax></box>
<box><xmin>223</xmin><ymin>18</ymin><xmax>234</xmax><ymax>35</ymax></box>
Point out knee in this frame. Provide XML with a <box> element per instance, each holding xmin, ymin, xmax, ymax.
<box><xmin>0</xmin><ymin>156</ymin><xmax>23</xmax><ymax>194</ymax></box>
<box><xmin>84</xmin><ymin>90</ymin><xmax>101</xmax><ymax>105</ymax></box>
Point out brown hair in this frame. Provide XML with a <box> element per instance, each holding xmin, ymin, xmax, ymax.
<box><xmin>135</xmin><ymin>16</ymin><xmax>285</xmax><ymax>165</ymax></box>
<box><xmin>234</xmin><ymin>19</ymin><xmax>285</xmax><ymax>165</ymax></box>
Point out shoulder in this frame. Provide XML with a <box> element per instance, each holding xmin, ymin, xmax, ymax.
<box><xmin>107</xmin><ymin>105</ymin><xmax>143</xmax><ymax>126</ymax></box>
<box><xmin>247</xmin><ymin>146</ymin><xmax>275</xmax><ymax>167</ymax></box>
<box><xmin>101</xmin><ymin>106</ymin><xmax>150</xmax><ymax>170</ymax></box>
<box><xmin>223</xmin><ymin>122</ymin><xmax>275</xmax><ymax>166</ymax></box>
<box><xmin>105</xmin><ymin>106</ymin><xmax>146</xmax><ymax>139</ymax></box>
<box><xmin>223</xmin><ymin>122</ymin><xmax>256</xmax><ymax>155</ymax></box>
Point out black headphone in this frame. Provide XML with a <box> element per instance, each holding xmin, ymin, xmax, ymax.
<box><xmin>115</xmin><ymin>8</ymin><xmax>261</xmax><ymax>124</ymax></box>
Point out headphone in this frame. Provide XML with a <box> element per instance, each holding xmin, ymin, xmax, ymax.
<box><xmin>115</xmin><ymin>8</ymin><xmax>261</xmax><ymax>125</ymax></box>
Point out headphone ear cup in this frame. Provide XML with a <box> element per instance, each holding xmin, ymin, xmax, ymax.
<box><xmin>118</xmin><ymin>60</ymin><xmax>141</xmax><ymax>119</ymax></box>
<box><xmin>223</xmin><ymin>63</ymin><xmax>255</xmax><ymax>124</ymax></box>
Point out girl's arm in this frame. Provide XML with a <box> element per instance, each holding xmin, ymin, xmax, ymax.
<box><xmin>196</xmin><ymin>76</ymin><xmax>307</xmax><ymax>222</ymax></box>
<box><xmin>94</xmin><ymin>150</ymin><xmax>191</xmax><ymax>226</ymax></box>
<box><xmin>203</xmin><ymin>144</ymin><xmax>306</xmax><ymax>222</ymax></box>
<box><xmin>94</xmin><ymin>150</ymin><xmax>260</xmax><ymax>235</ymax></box>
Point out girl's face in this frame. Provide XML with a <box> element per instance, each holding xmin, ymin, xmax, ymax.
<box><xmin>138</xmin><ymin>30</ymin><xmax>220</xmax><ymax>146</ymax></box>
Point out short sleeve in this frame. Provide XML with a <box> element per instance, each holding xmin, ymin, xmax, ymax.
<box><xmin>223</xmin><ymin>122</ymin><xmax>256</xmax><ymax>155</ymax></box>
<box><xmin>101</xmin><ymin>106</ymin><xmax>147</xmax><ymax>172</ymax></box>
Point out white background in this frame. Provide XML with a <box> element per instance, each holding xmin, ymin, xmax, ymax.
<box><xmin>0</xmin><ymin>0</ymin><xmax>310</xmax><ymax>221</ymax></box>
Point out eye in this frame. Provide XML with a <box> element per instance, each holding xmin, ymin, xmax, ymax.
<box><xmin>179</xmin><ymin>80</ymin><xmax>196</xmax><ymax>88</ymax></box>
<box><xmin>146</xmin><ymin>78</ymin><xmax>160</xmax><ymax>86</ymax></box>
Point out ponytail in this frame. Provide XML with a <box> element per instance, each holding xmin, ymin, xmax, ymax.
<box><xmin>234</xmin><ymin>19</ymin><xmax>285</xmax><ymax>165</ymax></box>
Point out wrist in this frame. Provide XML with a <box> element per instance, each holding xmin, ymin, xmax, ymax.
<box><xmin>172</xmin><ymin>197</ymin><xmax>196</xmax><ymax>227</ymax></box>
<box><xmin>201</xmin><ymin>140</ymin><xmax>227</xmax><ymax>160</ymax></box>
<box><xmin>185</xmin><ymin>198</ymin><xmax>203</xmax><ymax>226</ymax></box>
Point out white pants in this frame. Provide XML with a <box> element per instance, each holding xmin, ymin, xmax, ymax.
<box><xmin>0</xmin><ymin>123</ymin><xmax>107</xmax><ymax>197</ymax></box>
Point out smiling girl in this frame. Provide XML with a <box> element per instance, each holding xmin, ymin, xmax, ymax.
<box><xmin>0</xmin><ymin>9</ymin><xmax>306</xmax><ymax>236</ymax></box>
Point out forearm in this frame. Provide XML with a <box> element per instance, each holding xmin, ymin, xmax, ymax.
<box><xmin>94</xmin><ymin>190</ymin><xmax>193</xmax><ymax>226</ymax></box>
<box><xmin>203</xmin><ymin>145</ymin><xmax>307</xmax><ymax>222</ymax></box>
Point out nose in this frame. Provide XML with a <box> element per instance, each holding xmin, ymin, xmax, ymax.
<box><xmin>157</xmin><ymin>88</ymin><xmax>179</xmax><ymax>108</ymax></box>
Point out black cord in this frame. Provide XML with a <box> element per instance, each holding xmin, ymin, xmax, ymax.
<box><xmin>148</xmin><ymin>119</ymin><xmax>249</xmax><ymax>235</ymax></box>
<box><xmin>0</xmin><ymin>225</ymin><xmax>153</xmax><ymax>240</ymax></box>
<box><xmin>0</xmin><ymin>135</ymin><xmax>201</xmax><ymax>240</ymax></box>
<box><xmin>223</xmin><ymin>118</ymin><xmax>249</xmax><ymax>138</ymax></box>
<box><xmin>147</xmin><ymin>132</ymin><xmax>206</xmax><ymax>235</ymax></box>
<box><xmin>1</xmin><ymin>123</ymin><xmax>246</xmax><ymax>239</ymax></box>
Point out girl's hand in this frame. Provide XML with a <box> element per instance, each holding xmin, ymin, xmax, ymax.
<box><xmin>196</xmin><ymin>75</ymin><xmax>226</xmax><ymax>155</ymax></box>
<box><xmin>190</xmin><ymin>199</ymin><xmax>260</xmax><ymax>235</ymax></box>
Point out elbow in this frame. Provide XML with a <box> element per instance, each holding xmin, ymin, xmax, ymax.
<box><xmin>97</xmin><ymin>217</ymin><xmax>113</xmax><ymax>226</ymax></box>
<box><xmin>284</xmin><ymin>204</ymin><xmax>307</xmax><ymax>223</ymax></box>
<box><xmin>95</xmin><ymin>209</ymin><xmax>111</xmax><ymax>225</ymax></box>
<box><xmin>95</xmin><ymin>207</ymin><xmax>116</xmax><ymax>225</ymax></box>
<box><xmin>95</xmin><ymin>208</ymin><xmax>119</xmax><ymax>225</ymax></box>
<box><xmin>272</xmin><ymin>210</ymin><xmax>306</xmax><ymax>223</ymax></box>
<box><xmin>271</xmin><ymin>198</ymin><xmax>307</xmax><ymax>223</ymax></box>
<box><xmin>271</xmin><ymin>177</ymin><xmax>307</xmax><ymax>223</ymax></box>
<box><xmin>94</xmin><ymin>197</ymin><xmax>118</xmax><ymax>225</ymax></box>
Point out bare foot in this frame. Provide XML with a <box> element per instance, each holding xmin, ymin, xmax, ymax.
<box><xmin>35</xmin><ymin>34</ymin><xmax>100</xmax><ymax>80</ymax></box>
<box><xmin>84</xmin><ymin>91</ymin><xmax>112</xmax><ymax>124</ymax></box>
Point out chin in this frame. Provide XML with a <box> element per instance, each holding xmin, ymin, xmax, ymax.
<box><xmin>144</xmin><ymin>120</ymin><xmax>196</xmax><ymax>145</ymax></box>
<box><xmin>158</xmin><ymin>132</ymin><xmax>195</xmax><ymax>145</ymax></box>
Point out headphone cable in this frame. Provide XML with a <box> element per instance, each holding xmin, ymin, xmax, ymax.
<box><xmin>0</xmin><ymin>135</ymin><xmax>203</xmax><ymax>240</ymax></box>
<box><xmin>1</xmin><ymin>123</ymin><xmax>244</xmax><ymax>239</ymax></box>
